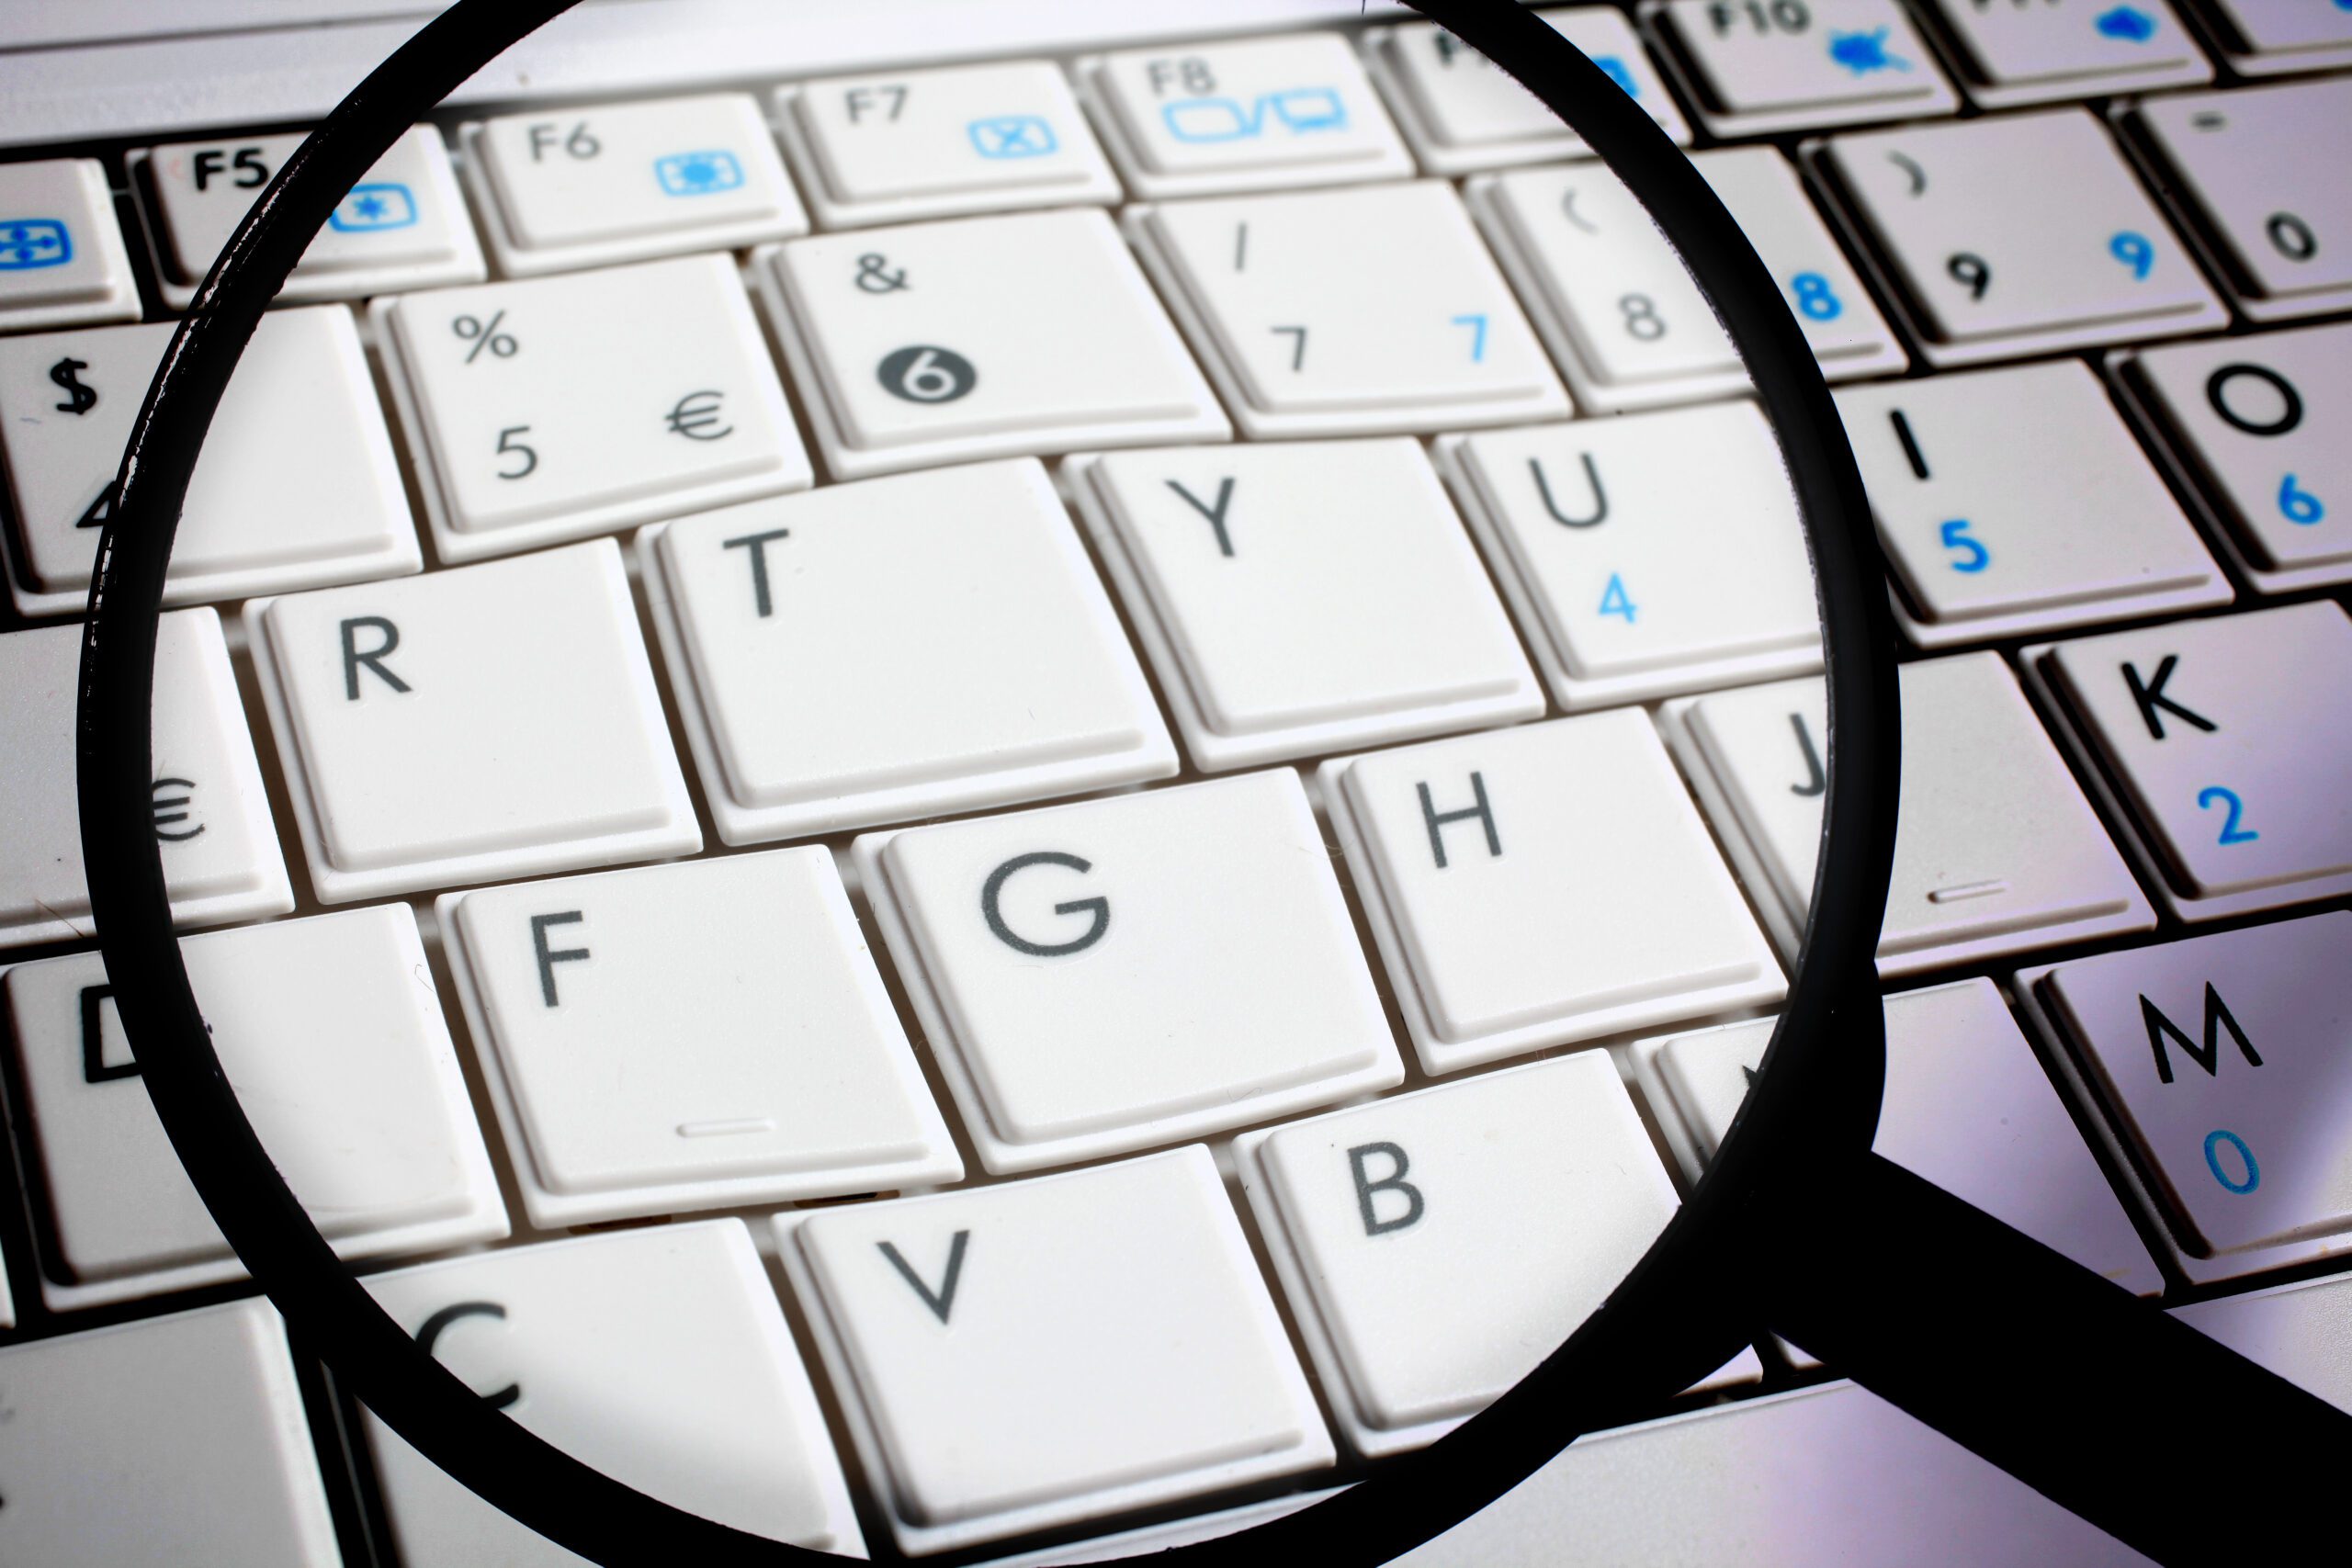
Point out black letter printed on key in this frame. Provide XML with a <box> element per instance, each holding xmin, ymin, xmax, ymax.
<box><xmin>530</xmin><ymin>911</ymin><xmax>591</xmax><ymax>1007</ymax></box>
<box><xmin>414</xmin><ymin>1301</ymin><xmax>521</xmax><ymax>1409</ymax></box>
<box><xmin>2122</xmin><ymin>655</ymin><xmax>2216</xmax><ymax>742</ymax></box>
<box><xmin>2142</xmin><ymin>986</ymin><xmax>2261</xmax><ymax>1086</ymax></box>
<box><xmin>723</xmin><ymin>527</ymin><xmax>792</xmax><ymax>619</ymax></box>
<box><xmin>340</xmin><ymin>615</ymin><xmax>412</xmax><ymax>699</ymax></box>
<box><xmin>1418</xmin><ymin>773</ymin><xmax>1502</xmax><ymax>869</ymax></box>
<box><xmin>980</xmin><ymin>852</ymin><xmax>1110</xmax><ymax>957</ymax></box>
<box><xmin>878</xmin><ymin>1231</ymin><xmax>970</xmax><ymax>1325</ymax></box>
<box><xmin>1349</xmin><ymin>1142</ymin><xmax>1425</xmax><ymax>1236</ymax></box>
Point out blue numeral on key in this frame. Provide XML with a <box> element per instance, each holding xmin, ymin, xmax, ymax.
<box><xmin>1939</xmin><ymin>518</ymin><xmax>1990</xmax><ymax>572</ymax></box>
<box><xmin>1599</xmin><ymin>572</ymin><xmax>1637</xmax><ymax>623</ymax></box>
<box><xmin>1789</xmin><ymin>272</ymin><xmax>1843</xmax><ymax>321</ymax></box>
<box><xmin>2109</xmin><ymin>231</ymin><xmax>2154</xmax><ymax>279</ymax></box>
<box><xmin>2198</xmin><ymin>785</ymin><xmax>2258</xmax><ymax>844</ymax></box>
<box><xmin>2279</xmin><ymin>474</ymin><xmax>2325</xmax><ymax>525</ymax></box>
<box><xmin>2204</xmin><ymin>1130</ymin><xmax>2259</xmax><ymax>1194</ymax></box>
<box><xmin>1453</xmin><ymin>313</ymin><xmax>1487</xmax><ymax>362</ymax></box>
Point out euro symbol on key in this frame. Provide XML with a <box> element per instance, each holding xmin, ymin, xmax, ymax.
<box><xmin>151</xmin><ymin>777</ymin><xmax>205</xmax><ymax>841</ymax></box>
<box><xmin>665</xmin><ymin>389</ymin><xmax>733</xmax><ymax>441</ymax></box>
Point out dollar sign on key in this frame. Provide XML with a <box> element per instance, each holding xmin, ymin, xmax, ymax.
<box><xmin>50</xmin><ymin>355</ymin><xmax>96</xmax><ymax>416</ymax></box>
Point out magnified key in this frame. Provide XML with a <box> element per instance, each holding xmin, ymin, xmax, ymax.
<box><xmin>1646</xmin><ymin>0</ymin><xmax>1960</xmax><ymax>138</ymax></box>
<box><xmin>1917</xmin><ymin>0</ymin><xmax>2209</xmax><ymax>108</ymax></box>
<box><xmin>0</xmin><ymin>158</ymin><xmax>138</xmax><ymax>331</ymax></box>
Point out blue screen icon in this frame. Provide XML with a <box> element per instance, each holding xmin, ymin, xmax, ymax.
<box><xmin>968</xmin><ymin>116</ymin><xmax>1058</xmax><ymax>159</ymax></box>
<box><xmin>655</xmin><ymin>151</ymin><xmax>745</xmax><ymax>197</ymax></box>
<box><xmin>2095</xmin><ymin>6</ymin><xmax>2157</xmax><ymax>39</ymax></box>
<box><xmin>329</xmin><ymin>183</ymin><xmax>418</xmax><ymax>232</ymax></box>
<box><xmin>0</xmin><ymin>219</ymin><xmax>72</xmax><ymax>270</ymax></box>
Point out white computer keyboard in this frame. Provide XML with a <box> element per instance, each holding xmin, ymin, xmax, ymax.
<box><xmin>0</xmin><ymin>3</ymin><xmax>2347</xmax><ymax>1562</ymax></box>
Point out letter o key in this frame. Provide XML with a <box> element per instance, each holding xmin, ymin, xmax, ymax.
<box><xmin>981</xmin><ymin>852</ymin><xmax>1109</xmax><ymax>956</ymax></box>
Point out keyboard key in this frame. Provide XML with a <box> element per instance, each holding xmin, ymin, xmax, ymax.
<box><xmin>1646</xmin><ymin>0</ymin><xmax>1960</xmax><ymax>138</ymax></box>
<box><xmin>0</xmin><ymin>609</ymin><xmax>290</xmax><ymax>950</ymax></box>
<box><xmin>2022</xmin><ymin>602</ymin><xmax>2352</xmax><ymax>921</ymax></box>
<box><xmin>1237</xmin><ymin>1052</ymin><xmax>1758</xmax><ymax>1458</ymax></box>
<box><xmin>1834</xmin><ymin>359</ymin><xmax>2228</xmax><ymax>648</ymax></box>
<box><xmin>438</xmin><ymin>849</ymin><xmax>960</xmax><ymax>1228</ymax></box>
<box><xmin>0</xmin><ymin>307</ymin><xmax>417</xmax><ymax>616</ymax></box>
<box><xmin>1129</xmin><ymin>180</ymin><xmax>1567</xmax><ymax>437</ymax></box>
<box><xmin>0</xmin><ymin>158</ymin><xmax>138</xmax><ymax>331</ymax></box>
<box><xmin>1812</xmin><ymin>108</ymin><xmax>2225</xmax><ymax>367</ymax></box>
<box><xmin>775</xmin><ymin>1146</ymin><xmax>1332</xmax><ymax>1555</ymax></box>
<box><xmin>757</xmin><ymin>208</ymin><xmax>1227</xmax><ymax>480</ymax></box>
<box><xmin>243</xmin><ymin>538</ymin><xmax>699</xmax><ymax>904</ymax></box>
<box><xmin>2020</xmin><ymin>913</ymin><xmax>2352</xmax><ymax>1282</ymax></box>
<box><xmin>1065</xmin><ymin>438</ymin><xmax>1542</xmax><ymax>769</ymax></box>
<box><xmin>0</xmin><ymin>1300</ymin><xmax>340</xmax><ymax>1565</ymax></box>
<box><xmin>4</xmin><ymin>904</ymin><xmax>505</xmax><ymax>1310</ymax></box>
<box><xmin>1364</xmin><ymin>9</ymin><xmax>1691</xmax><ymax>175</ymax></box>
<box><xmin>2111</xmin><ymin>322</ymin><xmax>2352</xmax><ymax>593</ymax></box>
<box><xmin>1661</xmin><ymin>653</ymin><xmax>2154</xmax><ymax>975</ymax></box>
<box><xmin>1919</xmin><ymin>0</ymin><xmax>2210</xmax><ymax>107</ymax></box>
<box><xmin>376</xmin><ymin>254</ymin><xmax>811</xmax><ymax>562</ymax></box>
<box><xmin>776</xmin><ymin>61</ymin><xmax>1121</xmax><ymax>228</ymax></box>
<box><xmin>2198</xmin><ymin>0</ymin><xmax>2352</xmax><ymax>75</ymax></box>
<box><xmin>1468</xmin><ymin>147</ymin><xmax>1903</xmax><ymax>412</ymax></box>
<box><xmin>461</xmin><ymin>93</ymin><xmax>807</xmax><ymax>276</ymax></box>
<box><xmin>1080</xmin><ymin>32</ymin><xmax>1414</xmax><ymax>197</ymax></box>
<box><xmin>136</xmin><ymin>124</ymin><xmax>483</xmax><ymax>308</ymax></box>
<box><xmin>1436</xmin><ymin>401</ymin><xmax>1822</xmax><ymax>708</ymax></box>
<box><xmin>362</xmin><ymin>1222</ymin><xmax>863</xmax><ymax>1563</ymax></box>
<box><xmin>640</xmin><ymin>459</ymin><xmax>1174</xmax><ymax>842</ymax></box>
<box><xmin>978</xmin><ymin>1492</ymin><xmax>1343</xmax><ymax>1567</ymax></box>
<box><xmin>1637</xmin><ymin>978</ymin><xmax>2162</xmax><ymax>1292</ymax></box>
<box><xmin>1323</xmin><ymin>711</ymin><xmax>1783</xmax><ymax>1075</ymax></box>
<box><xmin>2124</xmin><ymin>79</ymin><xmax>2352</xmax><ymax>323</ymax></box>
<box><xmin>854</xmin><ymin>770</ymin><xmax>1401</xmax><ymax>1173</ymax></box>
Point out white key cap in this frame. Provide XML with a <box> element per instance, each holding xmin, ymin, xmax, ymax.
<box><xmin>756</xmin><ymin>208</ymin><xmax>1227</xmax><ymax>481</ymax></box>
<box><xmin>1066</xmin><ymin>438</ymin><xmax>1543</xmax><ymax>770</ymax></box>
<box><xmin>2021</xmin><ymin>602</ymin><xmax>2352</xmax><ymax>922</ymax></box>
<box><xmin>0</xmin><ymin>307</ymin><xmax>417</xmax><ymax>616</ymax></box>
<box><xmin>1637</xmin><ymin>978</ymin><xmax>2162</xmax><ymax>1292</ymax></box>
<box><xmin>0</xmin><ymin>158</ymin><xmax>138</xmax><ymax>331</ymax></box>
<box><xmin>1437</xmin><ymin>401</ymin><xmax>1823</xmax><ymax>708</ymax></box>
<box><xmin>1237</xmin><ymin>1052</ymin><xmax>1759</xmax><ymax>1458</ymax></box>
<box><xmin>1</xmin><ymin>905</ymin><xmax>504</xmax><ymax>1312</ymax></box>
<box><xmin>1396</xmin><ymin>1379</ymin><xmax>2150</xmax><ymax>1566</ymax></box>
<box><xmin>461</xmin><ymin>93</ymin><xmax>806</xmax><ymax>276</ymax></box>
<box><xmin>2112</xmin><ymin>322</ymin><xmax>2352</xmax><ymax>593</ymax></box>
<box><xmin>976</xmin><ymin>1491</ymin><xmax>1343</xmax><ymax>1567</ymax></box>
<box><xmin>640</xmin><ymin>459</ymin><xmax>1173</xmax><ymax>842</ymax></box>
<box><xmin>438</xmin><ymin>848</ymin><xmax>959</xmax><ymax>1228</ymax></box>
<box><xmin>1129</xmin><ymin>180</ymin><xmax>1567</xmax><ymax>438</ymax></box>
<box><xmin>1920</xmin><ymin>0</ymin><xmax>2211</xmax><ymax>107</ymax></box>
<box><xmin>1468</xmin><ymin>148</ymin><xmax>1903</xmax><ymax>412</ymax></box>
<box><xmin>362</xmin><ymin>1221</ymin><xmax>863</xmax><ymax>1563</ymax></box>
<box><xmin>376</xmin><ymin>254</ymin><xmax>810</xmax><ymax>563</ymax></box>
<box><xmin>1323</xmin><ymin>711</ymin><xmax>1783</xmax><ymax>1076</ymax></box>
<box><xmin>0</xmin><ymin>609</ymin><xmax>289</xmax><ymax>950</ymax></box>
<box><xmin>775</xmin><ymin>1146</ymin><xmax>1332</xmax><ymax>1555</ymax></box>
<box><xmin>2125</xmin><ymin>80</ymin><xmax>2352</xmax><ymax>322</ymax></box>
<box><xmin>1364</xmin><ymin>9</ymin><xmax>1691</xmax><ymax>175</ymax></box>
<box><xmin>0</xmin><ymin>1300</ymin><xmax>340</xmax><ymax>1565</ymax></box>
<box><xmin>1080</xmin><ymin>32</ymin><xmax>1414</xmax><ymax>198</ymax></box>
<box><xmin>1646</xmin><ymin>0</ymin><xmax>1961</xmax><ymax>137</ymax></box>
<box><xmin>1834</xmin><ymin>359</ymin><xmax>2228</xmax><ymax>648</ymax></box>
<box><xmin>1812</xmin><ymin>108</ymin><xmax>2225</xmax><ymax>367</ymax></box>
<box><xmin>776</xmin><ymin>61</ymin><xmax>1121</xmax><ymax>229</ymax></box>
<box><xmin>243</xmin><ymin>538</ymin><xmax>699</xmax><ymax>904</ymax></box>
<box><xmin>1661</xmin><ymin>653</ymin><xmax>2154</xmax><ymax>974</ymax></box>
<box><xmin>2019</xmin><ymin>913</ymin><xmax>2352</xmax><ymax>1283</ymax></box>
<box><xmin>854</xmin><ymin>771</ymin><xmax>1401</xmax><ymax>1173</ymax></box>
<box><xmin>135</xmin><ymin>124</ymin><xmax>483</xmax><ymax>308</ymax></box>
<box><xmin>2200</xmin><ymin>0</ymin><xmax>2352</xmax><ymax>74</ymax></box>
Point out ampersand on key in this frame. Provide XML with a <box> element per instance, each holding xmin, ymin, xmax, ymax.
<box><xmin>854</xmin><ymin>253</ymin><xmax>910</xmax><ymax>293</ymax></box>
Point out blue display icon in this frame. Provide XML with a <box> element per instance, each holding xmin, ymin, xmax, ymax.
<box><xmin>0</xmin><ymin>218</ymin><xmax>72</xmax><ymax>270</ymax></box>
<box><xmin>654</xmin><ymin>151</ymin><xmax>745</xmax><ymax>197</ymax></box>
<box><xmin>329</xmin><ymin>183</ymin><xmax>418</xmax><ymax>232</ymax></box>
<box><xmin>1163</xmin><ymin>87</ymin><xmax>1347</xmax><ymax>144</ymax></box>
<box><xmin>1592</xmin><ymin>55</ymin><xmax>1642</xmax><ymax>98</ymax></box>
<box><xmin>1827</xmin><ymin>28</ymin><xmax>1910</xmax><ymax>74</ymax></box>
<box><xmin>967</xmin><ymin>115</ymin><xmax>1057</xmax><ymax>159</ymax></box>
<box><xmin>2095</xmin><ymin>6</ymin><xmax>2157</xmax><ymax>40</ymax></box>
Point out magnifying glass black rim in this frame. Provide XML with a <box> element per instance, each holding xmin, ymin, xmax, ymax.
<box><xmin>74</xmin><ymin>0</ymin><xmax>1901</xmax><ymax>1562</ymax></box>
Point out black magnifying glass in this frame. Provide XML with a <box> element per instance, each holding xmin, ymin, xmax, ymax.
<box><xmin>72</xmin><ymin>1</ymin><xmax>2352</xmax><ymax>1563</ymax></box>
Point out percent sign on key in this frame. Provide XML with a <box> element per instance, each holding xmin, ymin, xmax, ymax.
<box><xmin>453</xmin><ymin>310</ymin><xmax>518</xmax><ymax>363</ymax></box>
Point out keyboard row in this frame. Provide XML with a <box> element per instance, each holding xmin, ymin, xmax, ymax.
<box><xmin>4</xmin><ymin>897</ymin><xmax>2348</xmax><ymax>1559</ymax></box>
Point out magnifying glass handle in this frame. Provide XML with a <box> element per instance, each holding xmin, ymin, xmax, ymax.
<box><xmin>1758</xmin><ymin>1151</ymin><xmax>2350</xmax><ymax>1565</ymax></box>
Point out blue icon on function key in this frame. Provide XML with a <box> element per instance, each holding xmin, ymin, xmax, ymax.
<box><xmin>968</xmin><ymin>115</ymin><xmax>1057</xmax><ymax>159</ymax></box>
<box><xmin>1827</xmin><ymin>28</ymin><xmax>1910</xmax><ymax>74</ymax></box>
<box><xmin>329</xmin><ymin>182</ymin><xmax>418</xmax><ymax>232</ymax></box>
<box><xmin>1163</xmin><ymin>86</ymin><xmax>1347</xmax><ymax>143</ymax></box>
<box><xmin>2096</xmin><ymin>6</ymin><xmax>2157</xmax><ymax>39</ymax></box>
<box><xmin>654</xmin><ymin>150</ymin><xmax>745</xmax><ymax>197</ymax></box>
<box><xmin>0</xmin><ymin>218</ymin><xmax>72</xmax><ymax>270</ymax></box>
<box><xmin>1591</xmin><ymin>55</ymin><xmax>1643</xmax><ymax>97</ymax></box>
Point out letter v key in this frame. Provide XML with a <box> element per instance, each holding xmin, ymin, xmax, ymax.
<box><xmin>879</xmin><ymin>1230</ymin><xmax>971</xmax><ymax>1324</ymax></box>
